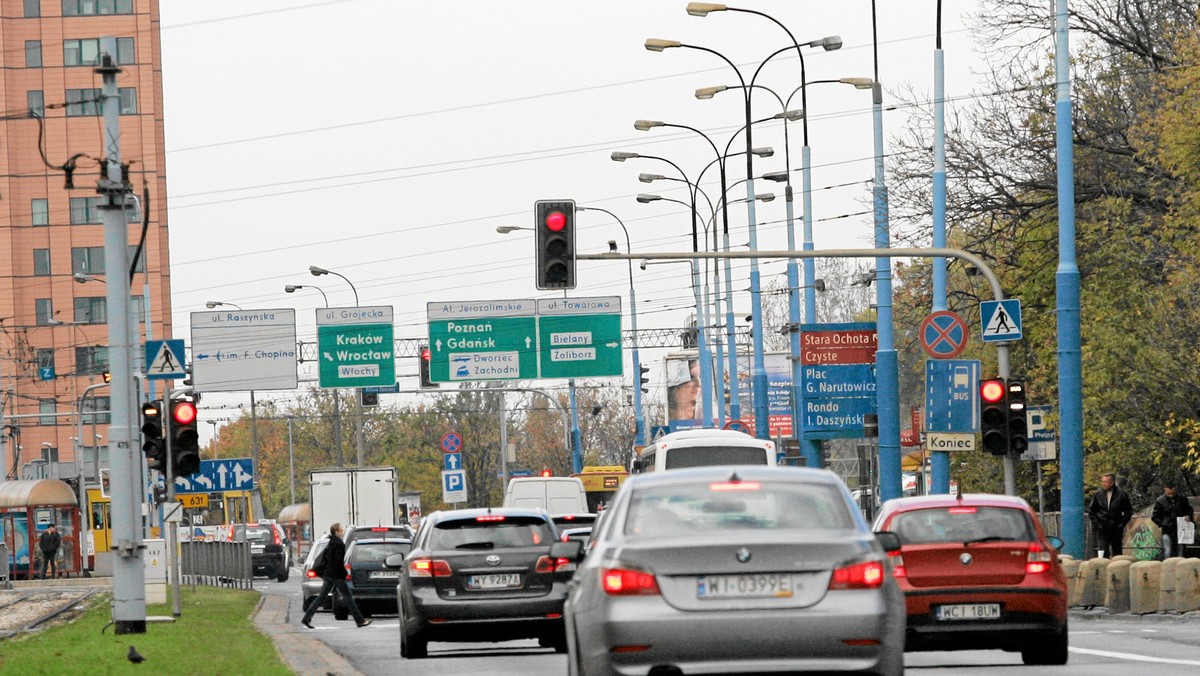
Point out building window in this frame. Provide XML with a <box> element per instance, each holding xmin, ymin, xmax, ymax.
<box><xmin>63</xmin><ymin>0</ymin><xmax>133</xmax><ymax>16</ymax></box>
<box><xmin>130</xmin><ymin>295</ymin><xmax>145</xmax><ymax>323</ymax></box>
<box><xmin>76</xmin><ymin>346</ymin><xmax>109</xmax><ymax>375</ymax></box>
<box><xmin>37</xmin><ymin>348</ymin><xmax>55</xmax><ymax>373</ymax></box>
<box><xmin>27</xmin><ymin>91</ymin><xmax>44</xmax><ymax>117</ymax></box>
<box><xmin>72</xmin><ymin>246</ymin><xmax>105</xmax><ymax>274</ymax></box>
<box><xmin>129</xmin><ymin>245</ymin><xmax>146</xmax><ymax>273</ymax></box>
<box><xmin>34</xmin><ymin>249</ymin><xmax>51</xmax><ymax>277</ymax></box>
<box><xmin>74</xmin><ymin>296</ymin><xmax>107</xmax><ymax>324</ymax></box>
<box><xmin>64</xmin><ymin>38</ymin><xmax>134</xmax><ymax>67</ymax></box>
<box><xmin>65</xmin><ymin>88</ymin><xmax>137</xmax><ymax>117</ymax></box>
<box><xmin>70</xmin><ymin>197</ymin><xmax>100</xmax><ymax>224</ymax></box>
<box><xmin>40</xmin><ymin>399</ymin><xmax>57</xmax><ymax>426</ymax></box>
<box><xmin>83</xmin><ymin>396</ymin><xmax>111</xmax><ymax>425</ymax></box>
<box><xmin>32</xmin><ymin>198</ymin><xmax>49</xmax><ymax>226</ymax></box>
<box><xmin>36</xmin><ymin>298</ymin><xmax>54</xmax><ymax>325</ymax></box>
<box><xmin>25</xmin><ymin>0</ymin><xmax>40</xmax><ymax>18</ymax></box>
<box><xmin>26</xmin><ymin>40</ymin><xmax>41</xmax><ymax>68</ymax></box>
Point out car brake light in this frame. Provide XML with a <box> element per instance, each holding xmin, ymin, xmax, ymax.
<box><xmin>560</xmin><ymin>515</ymin><xmax>576</xmax><ymax>521</ymax></box>
<box><xmin>274</xmin><ymin>529</ymin><xmax>282</xmax><ymax>546</ymax></box>
<box><xmin>1026</xmin><ymin>543</ymin><xmax>1052</xmax><ymax>574</ymax></box>
<box><xmin>601</xmin><ymin>567</ymin><xmax>660</xmax><ymax>595</ymax></box>
<box><xmin>476</xmin><ymin>515</ymin><xmax>506</xmax><ymax>522</ymax></box>
<box><xmin>829</xmin><ymin>560</ymin><xmax>885</xmax><ymax>590</ymax></box>
<box><xmin>709</xmin><ymin>481</ymin><xmax>761</xmax><ymax>492</ymax></box>
<box><xmin>305</xmin><ymin>568</ymin><xmax>318</xmax><ymax>579</ymax></box>
<box><xmin>345</xmin><ymin>563</ymin><xmax>352</xmax><ymax>580</ymax></box>
<box><xmin>887</xmin><ymin>552</ymin><xmax>906</xmax><ymax>579</ymax></box>
<box><xmin>370</xmin><ymin>527</ymin><xmax>388</xmax><ymax>532</ymax></box>
<box><xmin>947</xmin><ymin>506</ymin><xmax>977</xmax><ymax>514</ymax></box>
<box><xmin>535</xmin><ymin>556</ymin><xmax>573</xmax><ymax>573</ymax></box>
<box><xmin>408</xmin><ymin>558</ymin><xmax>452</xmax><ymax>577</ymax></box>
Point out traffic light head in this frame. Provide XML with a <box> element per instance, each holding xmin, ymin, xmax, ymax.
<box><xmin>170</xmin><ymin>399</ymin><xmax>200</xmax><ymax>477</ymax></box>
<box><xmin>1006</xmin><ymin>380</ymin><xmax>1028</xmax><ymax>457</ymax></box>
<box><xmin>535</xmin><ymin>200</ymin><xmax>576</xmax><ymax>290</ymax></box>
<box><xmin>361</xmin><ymin>390</ymin><xmax>379</xmax><ymax>407</ymax></box>
<box><xmin>638</xmin><ymin>364</ymin><xmax>650</xmax><ymax>394</ymax></box>
<box><xmin>102</xmin><ymin>371</ymin><xmax>112</xmax><ymax>383</ymax></box>
<box><xmin>141</xmin><ymin>401</ymin><xmax>165</xmax><ymax>471</ymax></box>
<box><xmin>418</xmin><ymin>344</ymin><xmax>438</xmax><ymax>389</ymax></box>
<box><xmin>979</xmin><ymin>378</ymin><xmax>1009</xmax><ymax>455</ymax></box>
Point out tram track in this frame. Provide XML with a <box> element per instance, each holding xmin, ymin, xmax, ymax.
<box><xmin>0</xmin><ymin>588</ymin><xmax>98</xmax><ymax>639</ymax></box>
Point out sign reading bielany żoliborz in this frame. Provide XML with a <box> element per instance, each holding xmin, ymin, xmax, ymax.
<box><xmin>190</xmin><ymin>309</ymin><xmax>299</xmax><ymax>392</ymax></box>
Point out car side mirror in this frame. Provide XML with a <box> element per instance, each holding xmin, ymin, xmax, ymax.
<box><xmin>874</xmin><ymin>531</ymin><xmax>902</xmax><ymax>553</ymax></box>
<box><xmin>384</xmin><ymin>553</ymin><xmax>406</xmax><ymax>569</ymax></box>
<box><xmin>1046</xmin><ymin>536</ymin><xmax>1065</xmax><ymax>551</ymax></box>
<box><xmin>550</xmin><ymin>540</ymin><xmax>585</xmax><ymax>562</ymax></box>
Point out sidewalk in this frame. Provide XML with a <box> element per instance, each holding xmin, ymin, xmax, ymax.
<box><xmin>253</xmin><ymin>592</ymin><xmax>366</xmax><ymax>676</ymax></box>
<box><xmin>1070</xmin><ymin>607</ymin><xmax>1200</xmax><ymax>623</ymax></box>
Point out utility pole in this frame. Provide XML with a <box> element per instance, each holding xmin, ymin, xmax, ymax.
<box><xmin>98</xmin><ymin>37</ymin><xmax>144</xmax><ymax>634</ymax></box>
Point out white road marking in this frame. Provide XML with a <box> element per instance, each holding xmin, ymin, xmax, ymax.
<box><xmin>1070</xmin><ymin>647</ymin><xmax>1200</xmax><ymax>666</ymax></box>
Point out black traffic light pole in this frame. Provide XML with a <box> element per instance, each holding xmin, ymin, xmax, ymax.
<box><xmin>163</xmin><ymin>385</ymin><xmax>193</xmax><ymax>618</ymax></box>
<box><xmin>580</xmin><ymin>246</ymin><xmax>1018</xmax><ymax>497</ymax></box>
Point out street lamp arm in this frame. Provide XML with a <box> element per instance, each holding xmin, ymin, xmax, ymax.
<box><xmin>327</xmin><ymin>270</ymin><xmax>359</xmax><ymax>306</ymax></box>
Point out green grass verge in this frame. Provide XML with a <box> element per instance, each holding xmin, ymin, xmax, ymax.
<box><xmin>0</xmin><ymin>587</ymin><xmax>292</xmax><ymax>675</ymax></box>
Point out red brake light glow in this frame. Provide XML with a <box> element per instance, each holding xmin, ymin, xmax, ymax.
<box><xmin>947</xmin><ymin>506</ymin><xmax>978</xmax><ymax>514</ymax></box>
<box><xmin>535</xmin><ymin>556</ymin><xmax>572</xmax><ymax>573</ymax></box>
<box><xmin>408</xmin><ymin>558</ymin><xmax>452</xmax><ymax>577</ymax></box>
<box><xmin>476</xmin><ymin>515</ymin><xmax>506</xmax><ymax>522</ymax></box>
<box><xmin>1026</xmin><ymin>542</ymin><xmax>1053</xmax><ymax>574</ymax></box>
<box><xmin>709</xmin><ymin>481</ymin><xmax>761</xmax><ymax>492</ymax></box>
<box><xmin>828</xmin><ymin>561</ymin><xmax>885</xmax><ymax>590</ymax></box>
<box><xmin>370</xmin><ymin>527</ymin><xmax>388</xmax><ymax>532</ymax></box>
<box><xmin>601</xmin><ymin>567</ymin><xmax>660</xmax><ymax>595</ymax></box>
<box><xmin>887</xmin><ymin>552</ymin><xmax>906</xmax><ymax>579</ymax></box>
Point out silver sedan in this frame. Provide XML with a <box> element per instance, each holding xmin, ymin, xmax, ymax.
<box><xmin>563</xmin><ymin>466</ymin><xmax>905</xmax><ymax>676</ymax></box>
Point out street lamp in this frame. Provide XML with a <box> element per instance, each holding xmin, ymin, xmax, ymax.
<box><xmin>283</xmin><ymin>415</ymin><xmax>298</xmax><ymax>505</ymax></box>
<box><xmin>308</xmin><ymin>265</ymin><xmax>359</xmax><ymax>307</ymax></box>
<box><xmin>576</xmin><ymin>206</ymin><xmax>646</xmax><ymax>448</ymax></box>
<box><xmin>284</xmin><ymin>284</ymin><xmax>329</xmax><ymax>308</ymax></box>
<box><xmin>495</xmin><ymin>225</ymin><xmax>530</xmax><ymax>234</ymax></box>
<box><xmin>205</xmin><ymin>301</ymin><xmax>242</xmax><ymax>310</ymax></box>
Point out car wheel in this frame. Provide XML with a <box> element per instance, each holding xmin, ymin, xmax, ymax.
<box><xmin>401</xmin><ymin>623</ymin><xmax>428</xmax><ymax>659</ymax></box>
<box><xmin>545</xmin><ymin>630</ymin><xmax>568</xmax><ymax>654</ymax></box>
<box><xmin>1022</xmin><ymin>622</ymin><xmax>1068</xmax><ymax>666</ymax></box>
<box><xmin>276</xmin><ymin>566</ymin><xmax>289</xmax><ymax>583</ymax></box>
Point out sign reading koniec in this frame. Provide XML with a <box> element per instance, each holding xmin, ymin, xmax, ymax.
<box><xmin>316</xmin><ymin>306</ymin><xmax>396</xmax><ymax>388</ymax></box>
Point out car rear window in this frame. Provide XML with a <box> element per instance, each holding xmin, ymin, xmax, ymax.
<box><xmin>430</xmin><ymin>516</ymin><xmax>553</xmax><ymax>550</ymax></box>
<box><xmin>243</xmin><ymin>527</ymin><xmax>273</xmax><ymax>542</ymax></box>
<box><xmin>890</xmin><ymin>506</ymin><xmax>1037</xmax><ymax>545</ymax></box>
<box><xmin>624</xmin><ymin>481</ymin><xmax>854</xmax><ymax>536</ymax></box>
<box><xmin>349</xmin><ymin>541</ymin><xmax>412</xmax><ymax>563</ymax></box>
<box><xmin>663</xmin><ymin>446</ymin><xmax>769</xmax><ymax>469</ymax></box>
<box><xmin>346</xmin><ymin>526</ymin><xmax>413</xmax><ymax>544</ymax></box>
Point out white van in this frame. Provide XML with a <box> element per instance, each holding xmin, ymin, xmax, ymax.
<box><xmin>502</xmin><ymin>477</ymin><xmax>589</xmax><ymax>515</ymax></box>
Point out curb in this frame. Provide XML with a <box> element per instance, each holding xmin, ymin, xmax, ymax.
<box><xmin>1070</xmin><ymin>607</ymin><xmax>1200</xmax><ymax>623</ymax></box>
<box><xmin>253</xmin><ymin>593</ymin><xmax>366</xmax><ymax>676</ymax></box>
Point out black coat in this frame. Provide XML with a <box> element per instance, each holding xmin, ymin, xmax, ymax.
<box><xmin>1151</xmin><ymin>494</ymin><xmax>1194</xmax><ymax>537</ymax></box>
<box><xmin>1087</xmin><ymin>486</ymin><xmax>1133</xmax><ymax>531</ymax></box>
<box><xmin>321</xmin><ymin>534</ymin><xmax>347</xmax><ymax>581</ymax></box>
<box><xmin>38</xmin><ymin>530</ymin><xmax>61</xmax><ymax>555</ymax></box>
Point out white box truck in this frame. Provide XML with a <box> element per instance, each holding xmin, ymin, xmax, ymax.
<box><xmin>309</xmin><ymin>466</ymin><xmax>398</xmax><ymax>533</ymax></box>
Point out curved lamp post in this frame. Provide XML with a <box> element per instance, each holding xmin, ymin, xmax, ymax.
<box><xmin>205</xmin><ymin>301</ymin><xmax>242</xmax><ymax>310</ymax></box>
<box><xmin>284</xmin><ymin>284</ymin><xmax>330</xmax><ymax>308</ymax></box>
<box><xmin>309</xmin><ymin>265</ymin><xmax>359</xmax><ymax>307</ymax></box>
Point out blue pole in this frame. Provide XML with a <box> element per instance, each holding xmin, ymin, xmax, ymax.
<box><xmin>930</xmin><ymin>44</ymin><xmax>951</xmax><ymax>494</ymax></box>
<box><xmin>569</xmin><ymin>379</ymin><xmax>582</xmax><ymax>473</ymax></box>
<box><xmin>872</xmin><ymin>81</ymin><xmax>902</xmax><ymax>503</ymax></box>
<box><xmin>712</xmin><ymin>277</ymin><xmax>726</xmax><ymax>428</ymax></box>
<box><xmin>783</xmin><ymin>186</ymin><xmax>812</xmax><ymax>467</ymax></box>
<box><xmin>1054</xmin><ymin>0</ymin><xmax>1083</xmax><ymax>560</ymax></box>
<box><xmin>694</xmin><ymin>264</ymin><xmax>714</xmax><ymax>427</ymax></box>
<box><xmin>800</xmin><ymin>144</ymin><xmax>822</xmax><ymax>464</ymax></box>
<box><xmin>723</xmin><ymin>229</ymin><xmax>740</xmax><ymax>421</ymax></box>
<box><xmin>630</xmin><ymin>286</ymin><xmax>645</xmax><ymax>446</ymax></box>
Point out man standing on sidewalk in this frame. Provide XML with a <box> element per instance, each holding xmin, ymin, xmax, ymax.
<box><xmin>1088</xmin><ymin>473</ymin><xmax>1133</xmax><ymax>557</ymax></box>
<box><xmin>1152</xmin><ymin>482</ymin><xmax>1194</xmax><ymax>558</ymax></box>
<box><xmin>38</xmin><ymin>524</ymin><xmax>61</xmax><ymax>579</ymax></box>
<box><xmin>299</xmin><ymin>523</ymin><xmax>371</xmax><ymax>629</ymax></box>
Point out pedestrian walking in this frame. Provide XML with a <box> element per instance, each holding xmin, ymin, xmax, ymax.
<box><xmin>1151</xmin><ymin>482</ymin><xmax>1195</xmax><ymax>559</ymax></box>
<box><xmin>38</xmin><ymin>523</ymin><xmax>61</xmax><ymax>579</ymax></box>
<box><xmin>299</xmin><ymin>523</ymin><xmax>371</xmax><ymax>629</ymax></box>
<box><xmin>1087</xmin><ymin>473</ymin><xmax>1133</xmax><ymax>558</ymax></box>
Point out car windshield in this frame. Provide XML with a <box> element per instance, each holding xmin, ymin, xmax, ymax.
<box><xmin>349</xmin><ymin>542</ymin><xmax>411</xmax><ymax>564</ymax></box>
<box><xmin>243</xmin><ymin>527</ymin><xmax>273</xmax><ymax>543</ymax></box>
<box><xmin>624</xmin><ymin>481</ymin><xmax>854</xmax><ymax>536</ymax></box>
<box><xmin>663</xmin><ymin>446</ymin><xmax>768</xmax><ymax>469</ymax></box>
<box><xmin>430</xmin><ymin>517</ymin><xmax>553</xmax><ymax>550</ymax></box>
<box><xmin>891</xmin><ymin>506</ymin><xmax>1037</xmax><ymax>545</ymax></box>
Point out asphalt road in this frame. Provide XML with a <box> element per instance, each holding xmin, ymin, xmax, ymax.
<box><xmin>258</xmin><ymin>574</ymin><xmax>1200</xmax><ymax>675</ymax></box>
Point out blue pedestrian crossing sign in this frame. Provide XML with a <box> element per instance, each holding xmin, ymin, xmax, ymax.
<box><xmin>980</xmin><ymin>300</ymin><xmax>1022</xmax><ymax>343</ymax></box>
<box><xmin>146</xmin><ymin>339</ymin><xmax>187</xmax><ymax>380</ymax></box>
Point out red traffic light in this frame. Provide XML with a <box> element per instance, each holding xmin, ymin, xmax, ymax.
<box><xmin>540</xmin><ymin>469</ymin><xmax>552</xmax><ymax>477</ymax></box>
<box><xmin>980</xmin><ymin>379</ymin><xmax>1006</xmax><ymax>403</ymax></box>
<box><xmin>544</xmin><ymin>210</ymin><xmax>566</xmax><ymax>232</ymax></box>
<box><xmin>172</xmin><ymin>400</ymin><xmax>197</xmax><ymax>425</ymax></box>
<box><xmin>421</xmin><ymin>347</ymin><xmax>431</xmax><ymax>361</ymax></box>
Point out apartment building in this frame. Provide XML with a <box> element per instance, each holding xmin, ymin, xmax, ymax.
<box><xmin>1</xmin><ymin>0</ymin><xmax>171</xmax><ymax>480</ymax></box>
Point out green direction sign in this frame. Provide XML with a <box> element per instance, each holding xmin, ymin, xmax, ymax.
<box><xmin>426</xmin><ymin>297</ymin><xmax>623</xmax><ymax>382</ymax></box>
<box><xmin>427</xmin><ymin>300</ymin><xmax>538</xmax><ymax>382</ymax></box>
<box><xmin>316</xmin><ymin>306</ymin><xmax>395</xmax><ymax>388</ymax></box>
<box><xmin>537</xmin><ymin>298</ymin><xmax>623</xmax><ymax>378</ymax></box>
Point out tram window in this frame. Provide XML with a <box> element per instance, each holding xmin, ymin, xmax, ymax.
<box><xmin>91</xmin><ymin>503</ymin><xmax>105</xmax><ymax>530</ymax></box>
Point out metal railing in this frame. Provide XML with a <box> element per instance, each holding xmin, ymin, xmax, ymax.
<box><xmin>180</xmin><ymin>541</ymin><xmax>251</xmax><ymax>589</ymax></box>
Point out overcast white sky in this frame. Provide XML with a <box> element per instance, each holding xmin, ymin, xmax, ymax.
<box><xmin>154</xmin><ymin>0</ymin><xmax>992</xmax><ymax>437</ymax></box>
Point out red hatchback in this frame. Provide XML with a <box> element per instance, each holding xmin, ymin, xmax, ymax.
<box><xmin>872</xmin><ymin>493</ymin><xmax>1068</xmax><ymax>666</ymax></box>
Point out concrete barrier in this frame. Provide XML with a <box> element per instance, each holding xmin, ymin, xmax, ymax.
<box><xmin>1075</xmin><ymin>558</ymin><xmax>1110</xmax><ymax>607</ymax></box>
<box><xmin>1128</xmin><ymin>561</ymin><xmax>1160</xmax><ymax>614</ymax></box>
<box><xmin>1112</xmin><ymin>554</ymin><xmax>1137</xmax><ymax>564</ymax></box>
<box><xmin>1159</xmin><ymin>557</ymin><xmax>1182</xmax><ymax>613</ymax></box>
<box><xmin>1105</xmin><ymin>559</ymin><xmax>1132</xmax><ymax>613</ymax></box>
<box><xmin>1061</xmin><ymin>558</ymin><xmax>1081</xmax><ymax>605</ymax></box>
<box><xmin>1176</xmin><ymin>558</ymin><xmax>1200</xmax><ymax>613</ymax></box>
